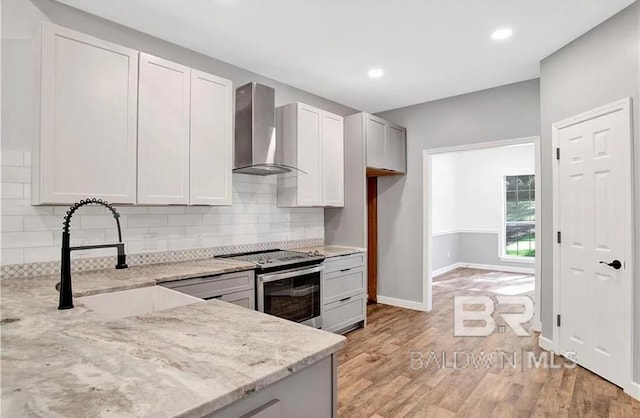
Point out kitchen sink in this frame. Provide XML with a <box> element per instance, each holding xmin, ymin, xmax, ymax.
<box><xmin>77</xmin><ymin>286</ymin><xmax>202</xmax><ymax>321</ymax></box>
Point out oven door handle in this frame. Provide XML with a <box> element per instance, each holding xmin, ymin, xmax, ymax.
<box><xmin>258</xmin><ymin>265</ymin><xmax>324</xmax><ymax>283</ymax></box>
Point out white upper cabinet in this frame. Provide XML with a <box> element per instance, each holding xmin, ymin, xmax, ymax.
<box><xmin>189</xmin><ymin>69</ymin><xmax>233</xmax><ymax>206</ymax></box>
<box><xmin>277</xmin><ymin>103</ymin><xmax>344</xmax><ymax>207</ymax></box>
<box><xmin>33</xmin><ymin>23</ymin><xmax>138</xmax><ymax>204</ymax></box>
<box><xmin>137</xmin><ymin>53</ymin><xmax>191</xmax><ymax>205</ymax></box>
<box><xmin>322</xmin><ymin>112</ymin><xmax>345</xmax><ymax>207</ymax></box>
<box><xmin>364</xmin><ymin>114</ymin><xmax>406</xmax><ymax>174</ymax></box>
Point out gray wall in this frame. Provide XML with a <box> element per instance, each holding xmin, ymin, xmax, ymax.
<box><xmin>374</xmin><ymin>79</ymin><xmax>541</xmax><ymax>302</ymax></box>
<box><xmin>1</xmin><ymin>0</ymin><xmax>357</xmax><ymax>151</ymax></box>
<box><xmin>539</xmin><ymin>1</ymin><xmax>640</xmax><ymax>381</ymax></box>
<box><xmin>433</xmin><ymin>232</ymin><xmax>536</xmax><ymax>273</ymax></box>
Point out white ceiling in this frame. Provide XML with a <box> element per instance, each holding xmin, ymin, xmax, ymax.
<box><xmin>57</xmin><ymin>0</ymin><xmax>635</xmax><ymax>113</ymax></box>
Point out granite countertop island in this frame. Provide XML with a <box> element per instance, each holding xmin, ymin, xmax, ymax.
<box><xmin>292</xmin><ymin>245</ymin><xmax>366</xmax><ymax>258</ymax></box>
<box><xmin>1</xmin><ymin>258</ymin><xmax>346</xmax><ymax>417</ymax></box>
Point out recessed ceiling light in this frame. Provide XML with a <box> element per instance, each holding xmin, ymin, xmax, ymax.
<box><xmin>491</xmin><ymin>28</ymin><xmax>513</xmax><ymax>41</ymax></box>
<box><xmin>368</xmin><ymin>68</ymin><xmax>384</xmax><ymax>78</ymax></box>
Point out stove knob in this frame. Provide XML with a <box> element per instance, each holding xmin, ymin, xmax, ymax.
<box><xmin>257</xmin><ymin>258</ymin><xmax>264</xmax><ymax>264</ymax></box>
<box><xmin>265</xmin><ymin>258</ymin><xmax>273</xmax><ymax>264</ymax></box>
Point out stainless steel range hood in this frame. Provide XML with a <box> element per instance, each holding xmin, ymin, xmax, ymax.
<box><xmin>234</xmin><ymin>82</ymin><xmax>299</xmax><ymax>175</ymax></box>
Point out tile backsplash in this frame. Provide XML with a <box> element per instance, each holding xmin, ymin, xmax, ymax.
<box><xmin>1</xmin><ymin>149</ymin><xmax>325</xmax><ymax>268</ymax></box>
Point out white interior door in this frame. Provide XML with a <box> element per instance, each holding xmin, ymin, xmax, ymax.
<box><xmin>556</xmin><ymin>99</ymin><xmax>633</xmax><ymax>389</ymax></box>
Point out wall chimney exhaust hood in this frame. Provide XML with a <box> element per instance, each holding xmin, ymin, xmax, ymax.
<box><xmin>234</xmin><ymin>82</ymin><xmax>301</xmax><ymax>175</ymax></box>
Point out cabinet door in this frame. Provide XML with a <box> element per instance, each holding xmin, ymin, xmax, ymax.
<box><xmin>296</xmin><ymin>104</ymin><xmax>323</xmax><ymax>206</ymax></box>
<box><xmin>190</xmin><ymin>69</ymin><xmax>233</xmax><ymax>205</ymax></box>
<box><xmin>36</xmin><ymin>23</ymin><xmax>138</xmax><ymax>204</ymax></box>
<box><xmin>365</xmin><ymin>116</ymin><xmax>386</xmax><ymax>169</ymax></box>
<box><xmin>137</xmin><ymin>53</ymin><xmax>190</xmax><ymax>204</ymax></box>
<box><xmin>322</xmin><ymin>112</ymin><xmax>344</xmax><ymax>207</ymax></box>
<box><xmin>386</xmin><ymin>125</ymin><xmax>406</xmax><ymax>173</ymax></box>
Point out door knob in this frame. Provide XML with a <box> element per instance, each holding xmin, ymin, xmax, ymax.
<box><xmin>599</xmin><ymin>260</ymin><xmax>622</xmax><ymax>270</ymax></box>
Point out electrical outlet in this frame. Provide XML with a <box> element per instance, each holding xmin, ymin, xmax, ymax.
<box><xmin>447</xmin><ymin>251</ymin><xmax>451</xmax><ymax>258</ymax></box>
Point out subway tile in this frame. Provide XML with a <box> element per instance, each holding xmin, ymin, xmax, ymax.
<box><xmin>1</xmin><ymin>248</ymin><xmax>24</xmax><ymax>265</ymax></box>
<box><xmin>24</xmin><ymin>246</ymin><xmax>59</xmax><ymax>263</ymax></box>
<box><xmin>113</xmin><ymin>206</ymin><xmax>149</xmax><ymax>215</ymax></box>
<box><xmin>126</xmin><ymin>214</ymin><xmax>168</xmax><ymax>228</ymax></box>
<box><xmin>23</xmin><ymin>151</ymin><xmax>31</xmax><ymax>167</ymax></box>
<box><xmin>148</xmin><ymin>206</ymin><xmax>186</xmax><ymax>214</ymax></box>
<box><xmin>2</xmin><ymin>200</ymin><xmax>54</xmax><ymax>216</ymax></box>
<box><xmin>1</xmin><ymin>150</ymin><xmax>24</xmax><ymax>167</ymax></box>
<box><xmin>1</xmin><ymin>231</ymin><xmax>54</xmax><ymax>248</ymax></box>
<box><xmin>2</xmin><ymin>183</ymin><xmax>24</xmax><ymax>199</ymax></box>
<box><xmin>167</xmin><ymin>214</ymin><xmax>202</xmax><ymax>226</ymax></box>
<box><xmin>24</xmin><ymin>215</ymin><xmax>63</xmax><ymax>231</ymax></box>
<box><xmin>80</xmin><ymin>215</ymin><xmax>117</xmax><ymax>229</ymax></box>
<box><xmin>1</xmin><ymin>166</ymin><xmax>30</xmax><ymax>183</ymax></box>
<box><xmin>23</xmin><ymin>183</ymin><xmax>30</xmax><ymax>198</ymax></box>
<box><xmin>68</xmin><ymin>229</ymin><xmax>105</xmax><ymax>246</ymax></box>
<box><xmin>2</xmin><ymin>216</ymin><xmax>23</xmax><ymax>232</ymax></box>
<box><xmin>147</xmin><ymin>226</ymin><xmax>186</xmax><ymax>238</ymax></box>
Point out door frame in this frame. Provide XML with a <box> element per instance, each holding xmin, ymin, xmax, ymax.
<box><xmin>551</xmin><ymin>97</ymin><xmax>635</xmax><ymax>394</ymax></box>
<box><xmin>422</xmin><ymin>135</ymin><xmax>542</xmax><ymax>326</ymax></box>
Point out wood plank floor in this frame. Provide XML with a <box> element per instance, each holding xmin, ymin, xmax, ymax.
<box><xmin>337</xmin><ymin>268</ymin><xmax>640</xmax><ymax>417</ymax></box>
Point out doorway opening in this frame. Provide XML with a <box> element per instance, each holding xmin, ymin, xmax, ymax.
<box><xmin>422</xmin><ymin>137</ymin><xmax>542</xmax><ymax>329</ymax></box>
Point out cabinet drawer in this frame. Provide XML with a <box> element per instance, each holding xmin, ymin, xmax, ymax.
<box><xmin>323</xmin><ymin>294</ymin><xmax>366</xmax><ymax>333</ymax></box>
<box><xmin>323</xmin><ymin>253</ymin><xmax>365</xmax><ymax>274</ymax></box>
<box><xmin>323</xmin><ymin>267</ymin><xmax>365</xmax><ymax>305</ymax></box>
<box><xmin>162</xmin><ymin>271</ymin><xmax>254</xmax><ymax>299</ymax></box>
<box><xmin>217</xmin><ymin>290</ymin><xmax>255</xmax><ymax>310</ymax></box>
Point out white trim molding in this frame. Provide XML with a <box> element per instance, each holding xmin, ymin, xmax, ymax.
<box><xmin>626</xmin><ymin>381</ymin><xmax>640</xmax><ymax>401</ymax></box>
<box><xmin>423</xmin><ymin>136</ymin><xmax>542</xmax><ymax>327</ymax></box>
<box><xmin>462</xmin><ymin>263</ymin><xmax>535</xmax><ymax>275</ymax></box>
<box><xmin>377</xmin><ymin>295</ymin><xmax>429</xmax><ymax>312</ymax></box>
<box><xmin>538</xmin><ymin>335</ymin><xmax>554</xmax><ymax>352</ymax></box>
<box><xmin>432</xmin><ymin>262</ymin><xmax>466</xmax><ymax>277</ymax></box>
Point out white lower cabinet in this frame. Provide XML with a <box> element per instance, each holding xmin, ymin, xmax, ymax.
<box><xmin>322</xmin><ymin>253</ymin><xmax>367</xmax><ymax>334</ymax></box>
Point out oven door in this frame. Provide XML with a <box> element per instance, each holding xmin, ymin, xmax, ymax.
<box><xmin>257</xmin><ymin>265</ymin><xmax>323</xmax><ymax>328</ymax></box>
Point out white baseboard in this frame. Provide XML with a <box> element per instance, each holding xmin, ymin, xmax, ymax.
<box><xmin>463</xmin><ymin>263</ymin><xmax>535</xmax><ymax>275</ymax></box>
<box><xmin>538</xmin><ymin>335</ymin><xmax>554</xmax><ymax>352</ymax></box>
<box><xmin>432</xmin><ymin>262</ymin><xmax>465</xmax><ymax>277</ymax></box>
<box><xmin>625</xmin><ymin>381</ymin><xmax>640</xmax><ymax>401</ymax></box>
<box><xmin>377</xmin><ymin>295</ymin><xmax>429</xmax><ymax>312</ymax></box>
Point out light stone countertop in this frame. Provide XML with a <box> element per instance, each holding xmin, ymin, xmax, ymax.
<box><xmin>292</xmin><ymin>245</ymin><xmax>366</xmax><ymax>258</ymax></box>
<box><xmin>0</xmin><ymin>258</ymin><xmax>346</xmax><ymax>417</ymax></box>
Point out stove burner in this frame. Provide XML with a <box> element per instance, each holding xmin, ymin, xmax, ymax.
<box><xmin>218</xmin><ymin>249</ymin><xmax>324</xmax><ymax>271</ymax></box>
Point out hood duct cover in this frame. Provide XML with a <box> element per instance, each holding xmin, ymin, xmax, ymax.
<box><xmin>234</xmin><ymin>82</ymin><xmax>301</xmax><ymax>175</ymax></box>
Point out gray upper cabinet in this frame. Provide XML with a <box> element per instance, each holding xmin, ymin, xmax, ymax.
<box><xmin>364</xmin><ymin>114</ymin><xmax>406</xmax><ymax>174</ymax></box>
<box><xmin>365</xmin><ymin>116</ymin><xmax>386</xmax><ymax>169</ymax></box>
<box><xmin>386</xmin><ymin>124</ymin><xmax>406</xmax><ymax>173</ymax></box>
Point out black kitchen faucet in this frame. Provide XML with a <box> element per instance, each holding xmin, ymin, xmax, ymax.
<box><xmin>58</xmin><ymin>199</ymin><xmax>128</xmax><ymax>310</ymax></box>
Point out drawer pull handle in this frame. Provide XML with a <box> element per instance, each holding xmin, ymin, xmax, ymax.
<box><xmin>339</xmin><ymin>268</ymin><xmax>352</xmax><ymax>273</ymax></box>
<box><xmin>340</xmin><ymin>296</ymin><xmax>352</xmax><ymax>302</ymax></box>
<box><xmin>204</xmin><ymin>295</ymin><xmax>223</xmax><ymax>300</ymax></box>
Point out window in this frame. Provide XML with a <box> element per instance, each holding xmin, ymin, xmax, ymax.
<box><xmin>504</xmin><ymin>174</ymin><xmax>535</xmax><ymax>258</ymax></box>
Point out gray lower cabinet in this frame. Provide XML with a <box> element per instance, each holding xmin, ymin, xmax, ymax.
<box><xmin>206</xmin><ymin>354</ymin><xmax>337</xmax><ymax>418</ymax></box>
<box><xmin>322</xmin><ymin>253</ymin><xmax>367</xmax><ymax>334</ymax></box>
<box><xmin>161</xmin><ymin>270</ymin><xmax>255</xmax><ymax>309</ymax></box>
